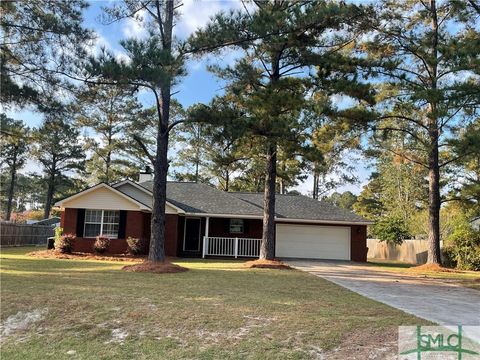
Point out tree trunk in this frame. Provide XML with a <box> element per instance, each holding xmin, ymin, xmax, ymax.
<box><xmin>149</xmin><ymin>132</ymin><xmax>168</xmax><ymax>262</ymax></box>
<box><xmin>148</xmin><ymin>0</ymin><xmax>174</xmax><ymax>263</ymax></box>
<box><xmin>44</xmin><ymin>172</ymin><xmax>55</xmax><ymax>219</ymax></box>
<box><xmin>195</xmin><ymin>159</ymin><xmax>199</xmax><ymax>183</ymax></box>
<box><xmin>427</xmin><ymin>137</ymin><xmax>442</xmax><ymax>264</ymax></box>
<box><xmin>225</xmin><ymin>171</ymin><xmax>229</xmax><ymax>192</ymax></box>
<box><xmin>426</xmin><ymin>0</ymin><xmax>442</xmax><ymax>265</ymax></box>
<box><xmin>260</xmin><ymin>141</ymin><xmax>277</xmax><ymax>260</ymax></box>
<box><xmin>5</xmin><ymin>150</ymin><xmax>17</xmax><ymax>221</ymax></box>
<box><xmin>312</xmin><ymin>166</ymin><xmax>318</xmax><ymax>200</ymax></box>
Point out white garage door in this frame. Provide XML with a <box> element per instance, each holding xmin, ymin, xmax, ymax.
<box><xmin>275</xmin><ymin>224</ymin><xmax>351</xmax><ymax>260</ymax></box>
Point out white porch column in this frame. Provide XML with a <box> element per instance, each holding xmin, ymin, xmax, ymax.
<box><xmin>203</xmin><ymin>217</ymin><xmax>210</xmax><ymax>258</ymax></box>
<box><xmin>234</xmin><ymin>237</ymin><xmax>238</xmax><ymax>258</ymax></box>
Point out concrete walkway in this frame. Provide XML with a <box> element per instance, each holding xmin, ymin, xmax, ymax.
<box><xmin>287</xmin><ymin>260</ymin><xmax>480</xmax><ymax>326</ymax></box>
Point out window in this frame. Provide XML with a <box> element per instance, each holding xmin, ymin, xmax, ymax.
<box><xmin>84</xmin><ymin>210</ymin><xmax>120</xmax><ymax>238</ymax></box>
<box><xmin>229</xmin><ymin>219</ymin><xmax>244</xmax><ymax>234</ymax></box>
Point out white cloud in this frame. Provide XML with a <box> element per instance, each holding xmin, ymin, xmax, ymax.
<box><xmin>85</xmin><ymin>31</ymin><xmax>131</xmax><ymax>65</ymax></box>
<box><xmin>85</xmin><ymin>32</ymin><xmax>111</xmax><ymax>56</ymax></box>
<box><xmin>175</xmin><ymin>0</ymin><xmax>247</xmax><ymax>39</ymax></box>
<box><xmin>122</xmin><ymin>9</ymin><xmax>148</xmax><ymax>39</ymax></box>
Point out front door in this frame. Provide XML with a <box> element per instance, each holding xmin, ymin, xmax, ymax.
<box><xmin>184</xmin><ymin>218</ymin><xmax>201</xmax><ymax>251</ymax></box>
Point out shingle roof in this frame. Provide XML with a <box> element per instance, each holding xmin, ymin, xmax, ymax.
<box><xmin>139</xmin><ymin>181</ymin><xmax>262</xmax><ymax>215</ymax></box>
<box><xmin>33</xmin><ymin>217</ymin><xmax>61</xmax><ymax>226</ymax></box>
<box><xmin>231</xmin><ymin>193</ymin><xmax>368</xmax><ymax>223</ymax></box>
<box><xmin>135</xmin><ymin>181</ymin><xmax>369</xmax><ymax>223</ymax></box>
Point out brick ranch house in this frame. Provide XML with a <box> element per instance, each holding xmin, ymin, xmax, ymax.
<box><xmin>55</xmin><ymin>179</ymin><xmax>372</xmax><ymax>261</ymax></box>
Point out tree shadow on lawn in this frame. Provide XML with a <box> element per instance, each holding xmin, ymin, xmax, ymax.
<box><xmin>1</xmin><ymin>254</ymin><xmax>430</xmax><ymax>359</ymax></box>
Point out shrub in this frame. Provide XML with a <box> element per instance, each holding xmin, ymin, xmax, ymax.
<box><xmin>54</xmin><ymin>227</ymin><xmax>63</xmax><ymax>241</ymax></box>
<box><xmin>373</xmin><ymin>215</ymin><xmax>411</xmax><ymax>245</ymax></box>
<box><xmin>126</xmin><ymin>237</ymin><xmax>145</xmax><ymax>255</ymax></box>
<box><xmin>93</xmin><ymin>236</ymin><xmax>110</xmax><ymax>254</ymax></box>
<box><xmin>55</xmin><ymin>234</ymin><xmax>75</xmax><ymax>253</ymax></box>
<box><xmin>445</xmin><ymin>220</ymin><xmax>480</xmax><ymax>271</ymax></box>
<box><xmin>441</xmin><ymin>245</ymin><xmax>457</xmax><ymax>268</ymax></box>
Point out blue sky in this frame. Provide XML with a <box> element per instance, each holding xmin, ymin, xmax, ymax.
<box><xmin>5</xmin><ymin>0</ymin><xmax>371</xmax><ymax>196</ymax></box>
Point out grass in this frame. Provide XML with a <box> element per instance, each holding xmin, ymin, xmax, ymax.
<box><xmin>1</xmin><ymin>247</ymin><xmax>428</xmax><ymax>359</ymax></box>
<box><xmin>367</xmin><ymin>259</ymin><xmax>480</xmax><ymax>289</ymax></box>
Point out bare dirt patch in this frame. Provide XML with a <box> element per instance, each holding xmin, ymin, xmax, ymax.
<box><xmin>27</xmin><ymin>250</ymin><xmax>146</xmax><ymax>262</ymax></box>
<box><xmin>0</xmin><ymin>309</ymin><xmax>48</xmax><ymax>341</ymax></box>
<box><xmin>105</xmin><ymin>328</ymin><xmax>129</xmax><ymax>344</ymax></box>
<box><xmin>244</xmin><ymin>259</ymin><xmax>292</xmax><ymax>270</ymax></box>
<box><xmin>122</xmin><ymin>261</ymin><xmax>188</xmax><ymax>274</ymax></box>
<box><xmin>322</xmin><ymin>326</ymin><xmax>398</xmax><ymax>360</ymax></box>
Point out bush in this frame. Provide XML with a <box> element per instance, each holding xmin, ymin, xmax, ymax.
<box><xmin>126</xmin><ymin>237</ymin><xmax>145</xmax><ymax>255</ymax></box>
<box><xmin>441</xmin><ymin>245</ymin><xmax>457</xmax><ymax>268</ymax></box>
<box><xmin>93</xmin><ymin>236</ymin><xmax>110</xmax><ymax>254</ymax></box>
<box><xmin>446</xmin><ymin>220</ymin><xmax>480</xmax><ymax>271</ymax></box>
<box><xmin>55</xmin><ymin>234</ymin><xmax>75</xmax><ymax>253</ymax></box>
<box><xmin>54</xmin><ymin>227</ymin><xmax>63</xmax><ymax>241</ymax></box>
<box><xmin>373</xmin><ymin>215</ymin><xmax>410</xmax><ymax>245</ymax></box>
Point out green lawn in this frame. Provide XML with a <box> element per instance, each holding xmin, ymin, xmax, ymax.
<box><xmin>1</xmin><ymin>247</ymin><xmax>427</xmax><ymax>359</ymax></box>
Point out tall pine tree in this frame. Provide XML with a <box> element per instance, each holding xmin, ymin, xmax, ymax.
<box><xmin>77</xmin><ymin>85</ymin><xmax>143</xmax><ymax>184</ymax></box>
<box><xmin>361</xmin><ymin>0</ymin><xmax>479</xmax><ymax>263</ymax></box>
<box><xmin>190</xmin><ymin>1</ymin><xmax>374</xmax><ymax>259</ymax></box>
<box><xmin>0</xmin><ymin>114</ymin><xmax>29</xmax><ymax>220</ymax></box>
<box><xmin>32</xmin><ymin>111</ymin><xmax>85</xmax><ymax>218</ymax></box>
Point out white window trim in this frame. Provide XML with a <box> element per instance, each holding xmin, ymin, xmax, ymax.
<box><xmin>229</xmin><ymin>218</ymin><xmax>244</xmax><ymax>234</ymax></box>
<box><xmin>84</xmin><ymin>209</ymin><xmax>119</xmax><ymax>239</ymax></box>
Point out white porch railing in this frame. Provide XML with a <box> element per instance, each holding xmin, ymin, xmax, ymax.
<box><xmin>203</xmin><ymin>236</ymin><xmax>261</xmax><ymax>258</ymax></box>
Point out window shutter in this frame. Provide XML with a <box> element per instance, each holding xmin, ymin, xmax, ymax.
<box><xmin>224</xmin><ymin>219</ymin><xmax>231</xmax><ymax>233</ymax></box>
<box><xmin>76</xmin><ymin>209</ymin><xmax>85</xmax><ymax>237</ymax></box>
<box><xmin>243</xmin><ymin>220</ymin><xmax>249</xmax><ymax>234</ymax></box>
<box><xmin>118</xmin><ymin>211</ymin><xmax>127</xmax><ymax>239</ymax></box>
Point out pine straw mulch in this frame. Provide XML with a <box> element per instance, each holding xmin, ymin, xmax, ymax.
<box><xmin>244</xmin><ymin>259</ymin><xmax>292</xmax><ymax>270</ymax></box>
<box><xmin>408</xmin><ymin>263</ymin><xmax>459</xmax><ymax>273</ymax></box>
<box><xmin>122</xmin><ymin>261</ymin><xmax>188</xmax><ymax>274</ymax></box>
<box><xmin>27</xmin><ymin>249</ymin><xmax>146</xmax><ymax>262</ymax></box>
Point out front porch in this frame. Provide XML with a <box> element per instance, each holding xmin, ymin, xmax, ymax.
<box><xmin>178</xmin><ymin>216</ymin><xmax>262</xmax><ymax>258</ymax></box>
<box><xmin>203</xmin><ymin>236</ymin><xmax>262</xmax><ymax>258</ymax></box>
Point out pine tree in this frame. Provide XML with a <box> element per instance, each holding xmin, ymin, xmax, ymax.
<box><xmin>32</xmin><ymin>111</ymin><xmax>85</xmax><ymax>218</ymax></box>
<box><xmin>361</xmin><ymin>0</ymin><xmax>479</xmax><ymax>263</ymax></box>
<box><xmin>0</xmin><ymin>114</ymin><xmax>29</xmax><ymax>220</ymax></box>
<box><xmin>77</xmin><ymin>85</ymin><xmax>143</xmax><ymax>184</ymax></box>
<box><xmin>0</xmin><ymin>0</ymin><xmax>92</xmax><ymax>107</ymax></box>
<box><xmin>84</xmin><ymin>0</ymin><xmax>187</xmax><ymax>262</ymax></box>
<box><xmin>190</xmin><ymin>1</ymin><xmax>374</xmax><ymax>259</ymax></box>
<box><xmin>448</xmin><ymin>119</ymin><xmax>480</xmax><ymax>214</ymax></box>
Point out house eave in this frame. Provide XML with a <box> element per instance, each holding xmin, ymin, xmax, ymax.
<box><xmin>275</xmin><ymin>218</ymin><xmax>374</xmax><ymax>226</ymax></box>
<box><xmin>182</xmin><ymin>212</ymin><xmax>372</xmax><ymax>225</ymax></box>
<box><xmin>54</xmin><ymin>183</ymin><xmax>151</xmax><ymax>211</ymax></box>
<box><xmin>112</xmin><ymin>179</ymin><xmax>185</xmax><ymax>214</ymax></box>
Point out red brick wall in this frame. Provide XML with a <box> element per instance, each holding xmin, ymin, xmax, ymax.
<box><xmin>125</xmin><ymin>211</ymin><xmax>143</xmax><ymax>239</ymax></box>
<box><xmin>165</xmin><ymin>214</ymin><xmax>178</xmax><ymax>256</ymax></box>
<box><xmin>60</xmin><ymin>208</ymin><xmax>180</xmax><ymax>255</ymax></box>
<box><xmin>350</xmin><ymin>225</ymin><xmax>368</xmax><ymax>262</ymax></box>
<box><xmin>208</xmin><ymin>218</ymin><xmax>262</xmax><ymax>238</ymax></box>
<box><xmin>61</xmin><ymin>208</ymin><xmax>77</xmax><ymax>235</ymax></box>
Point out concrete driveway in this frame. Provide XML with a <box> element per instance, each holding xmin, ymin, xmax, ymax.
<box><xmin>287</xmin><ymin>260</ymin><xmax>480</xmax><ymax>326</ymax></box>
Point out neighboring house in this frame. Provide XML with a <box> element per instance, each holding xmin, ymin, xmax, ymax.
<box><xmin>55</xmin><ymin>180</ymin><xmax>372</xmax><ymax>261</ymax></box>
<box><xmin>471</xmin><ymin>216</ymin><xmax>480</xmax><ymax>231</ymax></box>
<box><xmin>28</xmin><ymin>217</ymin><xmax>61</xmax><ymax>228</ymax></box>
